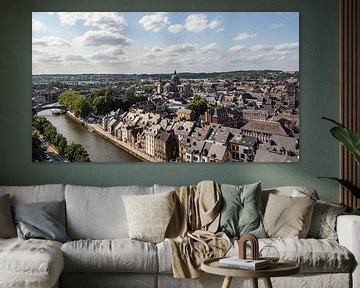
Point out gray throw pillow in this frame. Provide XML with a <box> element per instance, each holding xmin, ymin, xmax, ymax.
<box><xmin>218</xmin><ymin>182</ymin><xmax>266</xmax><ymax>238</ymax></box>
<box><xmin>0</xmin><ymin>194</ymin><xmax>17</xmax><ymax>238</ymax></box>
<box><xmin>12</xmin><ymin>200</ymin><xmax>70</xmax><ymax>243</ymax></box>
<box><xmin>307</xmin><ymin>200</ymin><xmax>347</xmax><ymax>240</ymax></box>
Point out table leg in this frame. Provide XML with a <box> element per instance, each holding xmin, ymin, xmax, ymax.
<box><xmin>222</xmin><ymin>276</ymin><xmax>233</xmax><ymax>288</ymax></box>
<box><xmin>263</xmin><ymin>277</ymin><xmax>273</xmax><ymax>288</ymax></box>
<box><xmin>251</xmin><ymin>278</ymin><xmax>258</xmax><ymax>288</ymax></box>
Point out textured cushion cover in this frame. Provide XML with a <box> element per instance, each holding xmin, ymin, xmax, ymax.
<box><xmin>158</xmin><ymin>237</ymin><xmax>353</xmax><ymax>274</ymax></box>
<box><xmin>218</xmin><ymin>182</ymin><xmax>266</xmax><ymax>238</ymax></box>
<box><xmin>122</xmin><ymin>191</ymin><xmax>175</xmax><ymax>243</ymax></box>
<box><xmin>12</xmin><ymin>200</ymin><xmax>70</xmax><ymax>243</ymax></box>
<box><xmin>263</xmin><ymin>193</ymin><xmax>316</xmax><ymax>238</ymax></box>
<box><xmin>62</xmin><ymin>239</ymin><xmax>158</xmax><ymax>273</ymax></box>
<box><xmin>308</xmin><ymin>200</ymin><xmax>347</xmax><ymax>240</ymax></box>
<box><xmin>0</xmin><ymin>238</ymin><xmax>64</xmax><ymax>288</ymax></box>
<box><xmin>65</xmin><ymin>185</ymin><xmax>154</xmax><ymax>239</ymax></box>
<box><xmin>0</xmin><ymin>194</ymin><xmax>16</xmax><ymax>238</ymax></box>
<box><xmin>0</xmin><ymin>184</ymin><xmax>65</xmax><ymax>204</ymax></box>
<box><xmin>261</xmin><ymin>186</ymin><xmax>319</xmax><ymax>213</ymax></box>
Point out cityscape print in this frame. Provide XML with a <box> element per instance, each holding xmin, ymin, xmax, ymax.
<box><xmin>32</xmin><ymin>12</ymin><xmax>299</xmax><ymax>163</ymax></box>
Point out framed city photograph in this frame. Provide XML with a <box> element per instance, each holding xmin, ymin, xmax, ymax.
<box><xmin>32</xmin><ymin>12</ymin><xmax>299</xmax><ymax>163</ymax></box>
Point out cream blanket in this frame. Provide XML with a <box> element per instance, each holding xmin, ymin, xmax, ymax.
<box><xmin>165</xmin><ymin>180</ymin><xmax>231</xmax><ymax>278</ymax></box>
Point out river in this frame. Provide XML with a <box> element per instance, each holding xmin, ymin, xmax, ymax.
<box><xmin>38</xmin><ymin>111</ymin><xmax>141</xmax><ymax>162</ymax></box>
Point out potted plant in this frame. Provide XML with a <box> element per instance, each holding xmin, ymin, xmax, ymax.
<box><xmin>320</xmin><ymin>117</ymin><xmax>360</xmax><ymax>215</ymax></box>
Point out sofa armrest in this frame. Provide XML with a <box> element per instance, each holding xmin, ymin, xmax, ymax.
<box><xmin>337</xmin><ymin>215</ymin><xmax>360</xmax><ymax>288</ymax></box>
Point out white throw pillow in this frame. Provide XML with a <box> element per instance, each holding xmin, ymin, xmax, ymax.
<box><xmin>122</xmin><ymin>191</ymin><xmax>175</xmax><ymax>243</ymax></box>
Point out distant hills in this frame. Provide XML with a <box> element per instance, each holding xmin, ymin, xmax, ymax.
<box><xmin>32</xmin><ymin>70</ymin><xmax>298</xmax><ymax>82</ymax></box>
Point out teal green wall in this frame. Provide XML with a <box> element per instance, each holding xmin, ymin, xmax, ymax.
<box><xmin>0</xmin><ymin>0</ymin><xmax>340</xmax><ymax>202</ymax></box>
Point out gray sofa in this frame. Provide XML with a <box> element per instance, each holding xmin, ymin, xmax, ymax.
<box><xmin>0</xmin><ymin>184</ymin><xmax>359</xmax><ymax>288</ymax></box>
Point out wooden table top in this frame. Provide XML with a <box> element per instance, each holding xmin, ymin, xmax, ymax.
<box><xmin>201</xmin><ymin>257</ymin><xmax>300</xmax><ymax>278</ymax></box>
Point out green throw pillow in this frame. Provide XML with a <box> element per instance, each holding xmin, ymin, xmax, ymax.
<box><xmin>218</xmin><ymin>182</ymin><xmax>266</xmax><ymax>238</ymax></box>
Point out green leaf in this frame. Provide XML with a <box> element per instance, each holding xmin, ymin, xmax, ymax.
<box><xmin>319</xmin><ymin>177</ymin><xmax>360</xmax><ymax>198</ymax></box>
<box><xmin>322</xmin><ymin>117</ymin><xmax>360</xmax><ymax>165</ymax></box>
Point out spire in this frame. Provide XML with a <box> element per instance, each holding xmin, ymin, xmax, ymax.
<box><xmin>174</xmin><ymin>70</ymin><xmax>177</xmax><ymax>75</ymax></box>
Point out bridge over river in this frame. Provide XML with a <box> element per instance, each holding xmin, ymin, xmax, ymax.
<box><xmin>33</xmin><ymin>103</ymin><xmax>67</xmax><ymax>114</ymax></box>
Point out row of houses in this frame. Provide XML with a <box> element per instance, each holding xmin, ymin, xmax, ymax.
<box><xmin>101</xmin><ymin>108</ymin><xmax>299</xmax><ymax>162</ymax></box>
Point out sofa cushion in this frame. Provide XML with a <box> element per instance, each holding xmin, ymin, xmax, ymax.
<box><xmin>122</xmin><ymin>191</ymin><xmax>175</xmax><ymax>243</ymax></box>
<box><xmin>261</xmin><ymin>186</ymin><xmax>319</xmax><ymax>213</ymax></box>
<box><xmin>0</xmin><ymin>184</ymin><xmax>65</xmax><ymax>204</ymax></box>
<box><xmin>0</xmin><ymin>238</ymin><xmax>64</xmax><ymax>288</ymax></box>
<box><xmin>263</xmin><ymin>193</ymin><xmax>316</xmax><ymax>238</ymax></box>
<box><xmin>0</xmin><ymin>194</ymin><xmax>16</xmax><ymax>238</ymax></box>
<box><xmin>65</xmin><ymin>185</ymin><xmax>154</xmax><ymax>239</ymax></box>
<box><xmin>61</xmin><ymin>239</ymin><xmax>158</xmax><ymax>273</ymax></box>
<box><xmin>12</xmin><ymin>200</ymin><xmax>70</xmax><ymax>243</ymax></box>
<box><xmin>158</xmin><ymin>237</ymin><xmax>353</xmax><ymax>274</ymax></box>
<box><xmin>218</xmin><ymin>182</ymin><xmax>266</xmax><ymax>238</ymax></box>
<box><xmin>307</xmin><ymin>200</ymin><xmax>347</xmax><ymax>240</ymax></box>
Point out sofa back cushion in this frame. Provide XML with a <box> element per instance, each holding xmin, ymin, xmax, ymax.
<box><xmin>261</xmin><ymin>186</ymin><xmax>319</xmax><ymax>213</ymax></box>
<box><xmin>0</xmin><ymin>184</ymin><xmax>65</xmax><ymax>204</ymax></box>
<box><xmin>65</xmin><ymin>185</ymin><xmax>154</xmax><ymax>239</ymax></box>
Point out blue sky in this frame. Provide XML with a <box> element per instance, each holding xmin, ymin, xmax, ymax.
<box><xmin>32</xmin><ymin>12</ymin><xmax>299</xmax><ymax>74</ymax></box>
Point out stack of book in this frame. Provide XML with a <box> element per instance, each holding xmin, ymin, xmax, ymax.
<box><xmin>218</xmin><ymin>257</ymin><xmax>271</xmax><ymax>270</ymax></box>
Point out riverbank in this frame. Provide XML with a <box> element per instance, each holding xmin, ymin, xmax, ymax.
<box><xmin>66</xmin><ymin>112</ymin><xmax>157</xmax><ymax>162</ymax></box>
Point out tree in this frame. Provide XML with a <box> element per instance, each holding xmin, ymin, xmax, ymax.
<box><xmin>93</xmin><ymin>96</ymin><xmax>112</xmax><ymax>115</ymax></box>
<box><xmin>187</xmin><ymin>96</ymin><xmax>208</xmax><ymax>117</ymax></box>
<box><xmin>32</xmin><ymin>132</ymin><xmax>45</xmax><ymax>162</ymax></box>
<box><xmin>65</xmin><ymin>143</ymin><xmax>91</xmax><ymax>162</ymax></box>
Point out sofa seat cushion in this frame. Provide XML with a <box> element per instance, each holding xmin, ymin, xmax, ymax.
<box><xmin>62</xmin><ymin>239</ymin><xmax>158</xmax><ymax>273</ymax></box>
<box><xmin>157</xmin><ymin>238</ymin><xmax>354</xmax><ymax>274</ymax></box>
<box><xmin>229</xmin><ymin>238</ymin><xmax>354</xmax><ymax>273</ymax></box>
<box><xmin>0</xmin><ymin>238</ymin><xmax>64</xmax><ymax>288</ymax></box>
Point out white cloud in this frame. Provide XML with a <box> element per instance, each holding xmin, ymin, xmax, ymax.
<box><xmin>57</xmin><ymin>12</ymin><xmax>86</xmax><ymax>26</ymax></box>
<box><xmin>65</xmin><ymin>54</ymin><xmax>86</xmax><ymax>61</ymax></box>
<box><xmin>184</xmin><ymin>14</ymin><xmax>208</xmax><ymax>33</ymax></box>
<box><xmin>32</xmin><ymin>36</ymin><xmax>71</xmax><ymax>48</ymax></box>
<box><xmin>229</xmin><ymin>45</ymin><xmax>247</xmax><ymax>52</ymax></box>
<box><xmin>32</xmin><ymin>51</ymin><xmax>63</xmax><ymax>64</ymax></box>
<box><xmin>274</xmin><ymin>42</ymin><xmax>299</xmax><ymax>51</ymax></box>
<box><xmin>248</xmin><ymin>44</ymin><xmax>273</xmax><ymax>52</ymax></box>
<box><xmin>184</xmin><ymin>14</ymin><xmax>223</xmax><ymax>33</ymax></box>
<box><xmin>151</xmin><ymin>46</ymin><xmax>162</xmax><ymax>52</ymax></box>
<box><xmin>208</xmin><ymin>18</ymin><xmax>222</xmax><ymax>31</ymax></box>
<box><xmin>82</xmin><ymin>12</ymin><xmax>127</xmax><ymax>31</ymax></box>
<box><xmin>74</xmin><ymin>30</ymin><xmax>131</xmax><ymax>46</ymax></box>
<box><xmin>138</xmin><ymin>13</ymin><xmax>170</xmax><ymax>32</ymax></box>
<box><xmin>165</xmin><ymin>43</ymin><xmax>197</xmax><ymax>54</ymax></box>
<box><xmin>89</xmin><ymin>52</ymin><xmax>117</xmax><ymax>61</ymax></box>
<box><xmin>57</xmin><ymin>12</ymin><xmax>127</xmax><ymax>31</ymax></box>
<box><xmin>168</xmin><ymin>24</ymin><xmax>184</xmax><ymax>34</ymax></box>
<box><xmin>32</xmin><ymin>19</ymin><xmax>48</xmax><ymax>32</ymax></box>
<box><xmin>108</xmin><ymin>47</ymin><xmax>124</xmax><ymax>56</ymax></box>
<box><xmin>271</xmin><ymin>21</ymin><xmax>283</xmax><ymax>29</ymax></box>
<box><xmin>200</xmin><ymin>42</ymin><xmax>217</xmax><ymax>53</ymax></box>
<box><xmin>233</xmin><ymin>32</ymin><xmax>257</xmax><ymax>41</ymax></box>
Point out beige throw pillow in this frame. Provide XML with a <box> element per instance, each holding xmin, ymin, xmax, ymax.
<box><xmin>0</xmin><ymin>194</ymin><xmax>17</xmax><ymax>238</ymax></box>
<box><xmin>263</xmin><ymin>193</ymin><xmax>316</xmax><ymax>238</ymax></box>
<box><xmin>122</xmin><ymin>191</ymin><xmax>175</xmax><ymax>243</ymax></box>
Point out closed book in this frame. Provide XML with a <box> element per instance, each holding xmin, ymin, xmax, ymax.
<box><xmin>218</xmin><ymin>257</ymin><xmax>271</xmax><ymax>270</ymax></box>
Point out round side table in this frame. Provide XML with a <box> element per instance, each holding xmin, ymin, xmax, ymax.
<box><xmin>201</xmin><ymin>257</ymin><xmax>300</xmax><ymax>288</ymax></box>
